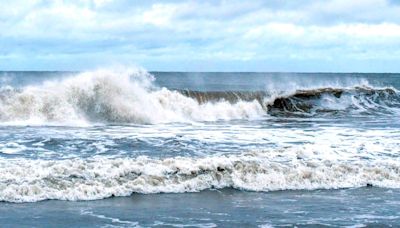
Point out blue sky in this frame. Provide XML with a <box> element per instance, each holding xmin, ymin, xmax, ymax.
<box><xmin>1</xmin><ymin>0</ymin><xmax>400</xmax><ymax>72</ymax></box>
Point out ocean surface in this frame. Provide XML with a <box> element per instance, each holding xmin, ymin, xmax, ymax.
<box><xmin>0</xmin><ymin>69</ymin><xmax>399</xmax><ymax>227</ymax></box>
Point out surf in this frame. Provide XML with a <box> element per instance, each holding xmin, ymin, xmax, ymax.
<box><xmin>2</xmin><ymin>146</ymin><xmax>400</xmax><ymax>203</ymax></box>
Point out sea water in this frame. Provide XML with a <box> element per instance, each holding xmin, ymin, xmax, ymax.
<box><xmin>0</xmin><ymin>69</ymin><xmax>399</xmax><ymax>227</ymax></box>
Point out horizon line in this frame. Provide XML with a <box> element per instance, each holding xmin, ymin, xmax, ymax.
<box><xmin>0</xmin><ymin>70</ymin><xmax>399</xmax><ymax>74</ymax></box>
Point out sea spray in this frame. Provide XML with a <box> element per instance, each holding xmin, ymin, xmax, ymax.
<box><xmin>0</xmin><ymin>68</ymin><xmax>265</xmax><ymax>124</ymax></box>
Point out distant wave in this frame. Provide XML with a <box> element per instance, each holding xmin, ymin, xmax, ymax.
<box><xmin>1</xmin><ymin>148</ymin><xmax>400</xmax><ymax>203</ymax></box>
<box><xmin>0</xmin><ymin>68</ymin><xmax>398</xmax><ymax>125</ymax></box>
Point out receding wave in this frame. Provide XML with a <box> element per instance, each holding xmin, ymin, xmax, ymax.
<box><xmin>0</xmin><ymin>68</ymin><xmax>398</xmax><ymax>125</ymax></box>
<box><xmin>1</xmin><ymin>148</ymin><xmax>400</xmax><ymax>203</ymax></box>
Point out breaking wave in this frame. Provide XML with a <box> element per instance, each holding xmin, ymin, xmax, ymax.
<box><xmin>181</xmin><ymin>87</ymin><xmax>400</xmax><ymax>117</ymax></box>
<box><xmin>1</xmin><ymin>147</ymin><xmax>400</xmax><ymax>203</ymax></box>
<box><xmin>0</xmin><ymin>68</ymin><xmax>264</xmax><ymax>125</ymax></box>
<box><xmin>0</xmin><ymin>68</ymin><xmax>398</xmax><ymax>125</ymax></box>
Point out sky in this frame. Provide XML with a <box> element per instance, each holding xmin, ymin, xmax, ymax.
<box><xmin>1</xmin><ymin>0</ymin><xmax>400</xmax><ymax>72</ymax></box>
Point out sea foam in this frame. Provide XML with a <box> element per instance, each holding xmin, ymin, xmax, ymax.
<box><xmin>1</xmin><ymin>146</ymin><xmax>400</xmax><ymax>203</ymax></box>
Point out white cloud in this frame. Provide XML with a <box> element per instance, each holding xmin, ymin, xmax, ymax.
<box><xmin>141</xmin><ymin>3</ymin><xmax>178</xmax><ymax>27</ymax></box>
<box><xmin>1</xmin><ymin>0</ymin><xmax>400</xmax><ymax>71</ymax></box>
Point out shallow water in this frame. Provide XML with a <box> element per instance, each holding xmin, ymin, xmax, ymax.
<box><xmin>0</xmin><ymin>70</ymin><xmax>399</xmax><ymax>226</ymax></box>
<box><xmin>1</xmin><ymin>188</ymin><xmax>399</xmax><ymax>227</ymax></box>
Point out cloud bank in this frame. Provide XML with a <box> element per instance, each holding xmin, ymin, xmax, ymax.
<box><xmin>1</xmin><ymin>0</ymin><xmax>400</xmax><ymax>72</ymax></box>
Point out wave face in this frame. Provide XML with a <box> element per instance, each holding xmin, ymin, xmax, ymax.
<box><xmin>0</xmin><ymin>69</ymin><xmax>398</xmax><ymax>125</ymax></box>
<box><xmin>268</xmin><ymin>87</ymin><xmax>400</xmax><ymax>116</ymax></box>
<box><xmin>1</xmin><ymin>147</ymin><xmax>400</xmax><ymax>203</ymax></box>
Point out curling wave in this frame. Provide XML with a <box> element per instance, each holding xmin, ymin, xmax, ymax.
<box><xmin>180</xmin><ymin>87</ymin><xmax>400</xmax><ymax>116</ymax></box>
<box><xmin>1</xmin><ymin>147</ymin><xmax>400</xmax><ymax>202</ymax></box>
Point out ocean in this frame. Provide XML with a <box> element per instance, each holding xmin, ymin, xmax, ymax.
<box><xmin>0</xmin><ymin>69</ymin><xmax>399</xmax><ymax>227</ymax></box>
